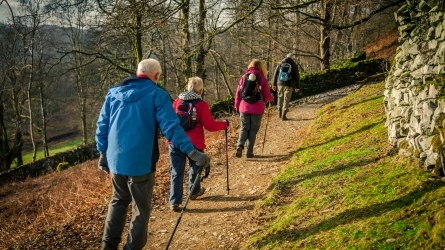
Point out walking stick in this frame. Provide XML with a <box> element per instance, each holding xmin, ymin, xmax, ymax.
<box><xmin>225</xmin><ymin>128</ymin><xmax>230</xmax><ymax>194</ymax></box>
<box><xmin>165</xmin><ymin>166</ymin><xmax>204</xmax><ymax>250</ymax></box>
<box><xmin>261</xmin><ymin>102</ymin><xmax>271</xmax><ymax>154</ymax></box>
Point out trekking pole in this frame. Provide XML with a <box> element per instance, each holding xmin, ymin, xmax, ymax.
<box><xmin>261</xmin><ymin>102</ymin><xmax>271</xmax><ymax>154</ymax></box>
<box><xmin>225</xmin><ymin>128</ymin><xmax>230</xmax><ymax>195</ymax></box>
<box><xmin>165</xmin><ymin>166</ymin><xmax>204</xmax><ymax>250</ymax></box>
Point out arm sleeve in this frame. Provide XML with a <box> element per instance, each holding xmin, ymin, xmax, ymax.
<box><xmin>273</xmin><ymin>64</ymin><xmax>280</xmax><ymax>86</ymax></box>
<box><xmin>155</xmin><ymin>90</ymin><xmax>195</xmax><ymax>155</ymax></box>
<box><xmin>198</xmin><ymin>102</ymin><xmax>228</xmax><ymax>132</ymax></box>
<box><xmin>234</xmin><ymin>76</ymin><xmax>244</xmax><ymax>111</ymax></box>
<box><xmin>95</xmin><ymin>94</ymin><xmax>111</xmax><ymax>154</ymax></box>
<box><xmin>260</xmin><ymin>75</ymin><xmax>274</xmax><ymax>102</ymax></box>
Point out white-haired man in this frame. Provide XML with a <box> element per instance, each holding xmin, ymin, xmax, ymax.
<box><xmin>272</xmin><ymin>53</ymin><xmax>300</xmax><ymax>120</ymax></box>
<box><xmin>96</xmin><ymin>58</ymin><xmax>210</xmax><ymax>250</ymax></box>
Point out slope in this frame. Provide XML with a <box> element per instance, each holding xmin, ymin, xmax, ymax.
<box><xmin>243</xmin><ymin>82</ymin><xmax>445</xmax><ymax>249</ymax></box>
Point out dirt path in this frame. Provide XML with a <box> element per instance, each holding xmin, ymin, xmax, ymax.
<box><xmin>143</xmin><ymin>93</ymin><xmax>343</xmax><ymax>249</ymax></box>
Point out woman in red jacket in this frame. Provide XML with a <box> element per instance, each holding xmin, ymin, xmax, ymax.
<box><xmin>234</xmin><ymin>59</ymin><xmax>274</xmax><ymax>158</ymax></box>
<box><xmin>169</xmin><ymin>77</ymin><xmax>229</xmax><ymax>212</ymax></box>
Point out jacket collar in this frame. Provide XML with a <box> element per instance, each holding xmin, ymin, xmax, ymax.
<box><xmin>178</xmin><ymin>91</ymin><xmax>202</xmax><ymax>101</ymax></box>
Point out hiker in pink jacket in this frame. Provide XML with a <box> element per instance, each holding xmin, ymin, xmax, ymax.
<box><xmin>234</xmin><ymin>59</ymin><xmax>274</xmax><ymax>158</ymax></box>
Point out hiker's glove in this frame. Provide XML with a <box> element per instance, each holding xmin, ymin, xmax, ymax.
<box><xmin>225</xmin><ymin>119</ymin><xmax>230</xmax><ymax>127</ymax></box>
<box><xmin>188</xmin><ymin>149</ymin><xmax>210</xmax><ymax>169</ymax></box>
<box><xmin>272</xmin><ymin>86</ymin><xmax>277</xmax><ymax>91</ymax></box>
<box><xmin>98</xmin><ymin>154</ymin><xmax>110</xmax><ymax>174</ymax></box>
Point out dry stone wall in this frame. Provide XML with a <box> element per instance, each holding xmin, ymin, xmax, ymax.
<box><xmin>385</xmin><ymin>0</ymin><xmax>445</xmax><ymax>175</ymax></box>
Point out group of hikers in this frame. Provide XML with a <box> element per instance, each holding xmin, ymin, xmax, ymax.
<box><xmin>94</xmin><ymin>54</ymin><xmax>300</xmax><ymax>250</ymax></box>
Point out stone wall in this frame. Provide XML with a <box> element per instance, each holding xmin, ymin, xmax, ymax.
<box><xmin>385</xmin><ymin>0</ymin><xmax>445</xmax><ymax>175</ymax></box>
<box><xmin>0</xmin><ymin>143</ymin><xmax>99</xmax><ymax>187</ymax></box>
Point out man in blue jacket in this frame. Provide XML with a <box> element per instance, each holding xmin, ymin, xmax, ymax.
<box><xmin>95</xmin><ymin>58</ymin><xmax>210</xmax><ymax>250</ymax></box>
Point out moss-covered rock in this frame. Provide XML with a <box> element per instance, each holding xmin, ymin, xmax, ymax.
<box><xmin>56</xmin><ymin>162</ymin><xmax>71</xmax><ymax>172</ymax></box>
<box><xmin>210</xmin><ymin>96</ymin><xmax>236</xmax><ymax>118</ymax></box>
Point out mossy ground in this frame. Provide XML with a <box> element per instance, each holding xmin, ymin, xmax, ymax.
<box><xmin>243</xmin><ymin>82</ymin><xmax>445</xmax><ymax>249</ymax></box>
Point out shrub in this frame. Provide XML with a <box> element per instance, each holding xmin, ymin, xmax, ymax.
<box><xmin>56</xmin><ymin>162</ymin><xmax>70</xmax><ymax>172</ymax></box>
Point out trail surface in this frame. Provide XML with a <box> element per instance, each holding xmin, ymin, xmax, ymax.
<box><xmin>143</xmin><ymin>86</ymin><xmax>359</xmax><ymax>250</ymax></box>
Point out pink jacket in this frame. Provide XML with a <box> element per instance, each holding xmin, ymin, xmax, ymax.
<box><xmin>234</xmin><ymin>67</ymin><xmax>274</xmax><ymax>114</ymax></box>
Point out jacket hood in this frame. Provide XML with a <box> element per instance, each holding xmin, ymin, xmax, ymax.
<box><xmin>178</xmin><ymin>91</ymin><xmax>202</xmax><ymax>101</ymax></box>
<box><xmin>283</xmin><ymin>57</ymin><xmax>295</xmax><ymax>64</ymax></box>
<box><xmin>246</xmin><ymin>67</ymin><xmax>263</xmax><ymax>76</ymax></box>
<box><xmin>109</xmin><ymin>76</ymin><xmax>157</xmax><ymax>103</ymax></box>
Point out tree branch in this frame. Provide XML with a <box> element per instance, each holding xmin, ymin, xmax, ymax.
<box><xmin>271</xmin><ymin>0</ymin><xmax>320</xmax><ymax>10</ymax></box>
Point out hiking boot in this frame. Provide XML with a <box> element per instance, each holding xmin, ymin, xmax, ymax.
<box><xmin>170</xmin><ymin>204</ymin><xmax>180</xmax><ymax>212</ymax></box>
<box><xmin>235</xmin><ymin>147</ymin><xmax>243</xmax><ymax>158</ymax></box>
<box><xmin>246</xmin><ymin>154</ymin><xmax>254</xmax><ymax>158</ymax></box>
<box><xmin>278</xmin><ymin>109</ymin><xmax>282</xmax><ymax>118</ymax></box>
<box><xmin>190</xmin><ymin>187</ymin><xmax>205</xmax><ymax>200</ymax></box>
<box><xmin>282</xmin><ymin>111</ymin><xmax>288</xmax><ymax>121</ymax></box>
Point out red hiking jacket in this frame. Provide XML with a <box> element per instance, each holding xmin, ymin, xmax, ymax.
<box><xmin>169</xmin><ymin>91</ymin><xmax>228</xmax><ymax>150</ymax></box>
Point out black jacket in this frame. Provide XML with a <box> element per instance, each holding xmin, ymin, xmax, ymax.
<box><xmin>273</xmin><ymin>57</ymin><xmax>300</xmax><ymax>89</ymax></box>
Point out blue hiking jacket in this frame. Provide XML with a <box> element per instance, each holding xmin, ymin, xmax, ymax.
<box><xmin>95</xmin><ymin>76</ymin><xmax>195</xmax><ymax>176</ymax></box>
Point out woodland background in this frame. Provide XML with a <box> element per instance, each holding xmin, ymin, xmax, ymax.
<box><xmin>0</xmin><ymin>0</ymin><xmax>402</xmax><ymax>172</ymax></box>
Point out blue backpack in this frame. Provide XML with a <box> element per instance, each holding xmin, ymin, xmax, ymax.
<box><xmin>278</xmin><ymin>62</ymin><xmax>292</xmax><ymax>82</ymax></box>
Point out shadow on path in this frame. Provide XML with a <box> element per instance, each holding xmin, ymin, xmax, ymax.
<box><xmin>255</xmin><ymin>181</ymin><xmax>445</xmax><ymax>247</ymax></box>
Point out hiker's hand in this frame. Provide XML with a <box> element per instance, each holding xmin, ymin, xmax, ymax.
<box><xmin>295</xmin><ymin>88</ymin><xmax>300</xmax><ymax>93</ymax></box>
<box><xmin>225</xmin><ymin>119</ymin><xmax>230</xmax><ymax>127</ymax></box>
<box><xmin>188</xmin><ymin>149</ymin><xmax>210</xmax><ymax>169</ymax></box>
<box><xmin>272</xmin><ymin>86</ymin><xmax>277</xmax><ymax>91</ymax></box>
<box><xmin>98</xmin><ymin>154</ymin><xmax>110</xmax><ymax>174</ymax></box>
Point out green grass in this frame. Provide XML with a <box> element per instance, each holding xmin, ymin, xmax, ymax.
<box><xmin>244</xmin><ymin>82</ymin><xmax>445</xmax><ymax>249</ymax></box>
<box><xmin>12</xmin><ymin>138</ymin><xmax>83</xmax><ymax>168</ymax></box>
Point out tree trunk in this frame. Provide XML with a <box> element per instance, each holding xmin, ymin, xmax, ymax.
<box><xmin>134</xmin><ymin>14</ymin><xmax>143</xmax><ymax>65</ymax></box>
<box><xmin>320</xmin><ymin>0</ymin><xmax>333</xmax><ymax>70</ymax></box>
<box><xmin>39</xmin><ymin>84</ymin><xmax>49</xmax><ymax>156</ymax></box>
<box><xmin>181</xmin><ymin>0</ymin><xmax>192</xmax><ymax>81</ymax></box>
<box><xmin>81</xmin><ymin>97</ymin><xmax>87</xmax><ymax>145</ymax></box>
<box><xmin>0</xmin><ymin>98</ymin><xmax>8</xmax><ymax>172</ymax></box>
<box><xmin>28</xmin><ymin>35</ymin><xmax>36</xmax><ymax>162</ymax></box>
<box><xmin>195</xmin><ymin>0</ymin><xmax>208</xmax><ymax>80</ymax></box>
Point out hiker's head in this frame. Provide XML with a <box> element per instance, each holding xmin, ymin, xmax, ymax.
<box><xmin>187</xmin><ymin>77</ymin><xmax>204</xmax><ymax>95</ymax></box>
<box><xmin>248</xmin><ymin>59</ymin><xmax>267</xmax><ymax>76</ymax></box>
<box><xmin>137</xmin><ymin>59</ymin><xmax>162</xmax><ymax>83</ymax></box>
<box><xmin>286</xmin><ymin>53</ymin><xmax>293</xmax><ymax>59</ymax></box>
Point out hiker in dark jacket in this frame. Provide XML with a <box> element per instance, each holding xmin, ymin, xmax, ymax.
<box><xmin>272</xmin><ymin>53</ymin><xmax>300</xmax><ymax>120</ymax></box>
<box><xmin>95</xmin><ymin>59</ymin><xmax>210</xmax><ymax>250</ymax></box>
<box><xmin>168</xmin><ymin>77</ymin><xmax>228</xmax><ymax>212</ymax></box>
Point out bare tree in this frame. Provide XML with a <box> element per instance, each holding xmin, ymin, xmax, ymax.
<box><xmin>0</xmin><ymin>24</ymin><xmax>26</xmax><ymax>170</ymax></box>
<box><xmin>271</xmin><ymin>0</ymin><xmax>403</xmax><ymax>70</ymax></box>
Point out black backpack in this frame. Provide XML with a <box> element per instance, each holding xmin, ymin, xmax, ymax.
<box><xmin>175</xmin><ymin>99</ymin><xmax>201</xmax><ymax>131</ymax></box>
<box><xmin>241</xmin><ymin>73</ymin><xmax>262</xmax><ymax>103</ymax></box>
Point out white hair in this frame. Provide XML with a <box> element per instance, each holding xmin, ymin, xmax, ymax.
<box><xmin>137</xmin><ymin>59</ymin><xmax>162</xmax><ymax>75</ymax></box>
<box><xmin>187</xmin><ymin>77</ymin><xmax>204</xmax><ymax>93</ymax></box>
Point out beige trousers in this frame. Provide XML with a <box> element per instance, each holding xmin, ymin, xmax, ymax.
<box><xmin>277</xmin><ymin>86</ymin><xmax>292</xmax><ymax>112</ymax></box>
